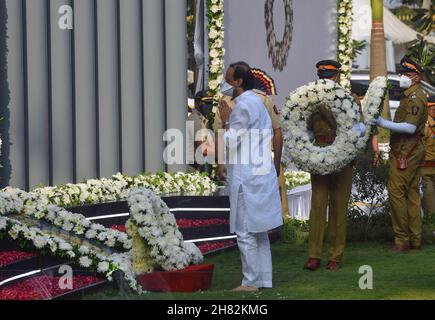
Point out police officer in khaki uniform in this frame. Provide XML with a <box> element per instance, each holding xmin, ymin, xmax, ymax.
<box><xmin>421</xmin><ymin>96</ymin><xmax>435</xmax><ymax>217</ymax></box>
<box><xmin>376</xmin><ymin>57</ymin><xmax>428</xmax><ymax>252</ymax></box>
<box><xmin>304</xmin><ymin>60</ymin><xmax>365</xmax><ymax>271</ymax></box>
<box><xmin>214</xmin><ymin>82</ymin><xmax>289</xmax><ymax>216</ymax></box>
<box><xmin>187</xmin><ymin>91</ymin><xmax>214</xmax><ymax>173</ymax></box>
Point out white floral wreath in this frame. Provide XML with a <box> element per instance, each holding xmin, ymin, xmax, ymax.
<box><xmin>264</xmin><ymin>0</ymin><xmax>293</xmax><ymax>71</ymax></box>
<box><xmin>127</xmin><ymin>188</ymin><xmax>203</xmax><ymax>272</ymax></box>
<box><xmin>281</xmin><ymin>77</ymin><xmax>387</xmax><ymax>175</ymax></box>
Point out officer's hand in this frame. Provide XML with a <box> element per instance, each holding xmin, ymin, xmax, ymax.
<box><xmin>217</xmin><ymin>164</ymin><xmax>227</xmax><ymax>181</ymax></box>
<box><xmin>219</xmin><ymin>100</ymin><xmax>232</xmax><ymax>124</ymax></box>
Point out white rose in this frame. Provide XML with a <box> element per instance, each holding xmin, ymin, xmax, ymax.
<box><xmin>210</xmin><ymin>5</ymin><xmax>220</xmax><ymax>13</ymax></box>
<box><xmin>209</xmin><ymin>29</ymin><xmax>218</xmax><ymax>39</ymax></box>
<box><xmin>209</xmin><ymin>80</ymin><xmax>219</xmax><ymax>90</ymax></box>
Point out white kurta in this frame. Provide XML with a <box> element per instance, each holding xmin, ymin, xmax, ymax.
<box><xmin>224</xmin><ymin>90</ymin><xmax>283</xmax><ymax>234</ymax></box>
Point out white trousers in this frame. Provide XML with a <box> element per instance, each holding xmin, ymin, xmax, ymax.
<box><xmin>235</xmin><ymin>188</ymin><xmax>273</xmax><ymax>288</ymax></box>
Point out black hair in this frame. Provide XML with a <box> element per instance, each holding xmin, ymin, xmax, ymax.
<box><xmin>229</xmin><ymin>61</ymin><xmax>255</xmax><ymax>91</ymax></box>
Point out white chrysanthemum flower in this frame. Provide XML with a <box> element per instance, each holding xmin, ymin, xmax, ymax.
<box><xmin>0</xmin><ymin>217</ymin><xmax>7</xmax><ymax>231</ymax></box>
<box><xmin>85</xmin><ymin>229</ymin><xmax>97</xmax><ymax>239</ymax></box>
<box><xmin>98</xmin><ymin>261</ymin><xmax>110</xmax><ymax>273</ymax></box>
<box><xmin>79</xmin><ymin>256</ymin><xmax>93</xmax><ymax>268</ymax></box>
<box><xmin>34</xmin><ymin>235</ymin><xmax>47</xmax><ymax>248</ymax></box>
<box><xmin>79</xmin><ymin>245</ymin><xmax>90</xmax><ymax>255</ymax></box>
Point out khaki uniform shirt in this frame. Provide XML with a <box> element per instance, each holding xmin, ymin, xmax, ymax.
<box><xmin>213</xmin><ymin>89</ymin><xmax>281</xmax><ymax>131</ymax></box>
<box><xmin>390</xmin><ymin>84</ymin><xmax>428</xmax><ymax>156</ymax></box>
<box><xmin>307</xmin><ymin>95</ymin><xmax>362</xmax><ymax>147</ymax></box>
<box><xmin>424</xmin><ymin>116</ymin><xmax>435</xmax><ymax>162</ymax></box>
<box><xmin>187</xmin><ymin>109</ymin><xmax>209</xmax><ymax>165</ymax></box>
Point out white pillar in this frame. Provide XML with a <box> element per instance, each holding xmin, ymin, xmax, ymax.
<box><xmin>143</xmin><ymin>0</ymin><xmax>166</xmax><ymax>172</ymax></box>
<box><xmin>165</xmin><ymin>0</ymin><xmax>187</xmax><ymax>173</ymax></box>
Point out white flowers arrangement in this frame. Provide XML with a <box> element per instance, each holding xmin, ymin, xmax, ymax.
<box><xmin>284</xmin><ymin>171</ymin><xmax>311</xmax><ymax>190</ymax></box>
<box><xmin>128</xmin><ymin>189</ymin><xmax>203</xmax><ymax>272</ymax></box>
<box><xmin>356</xmin><ymin>76</ymin><xmax>388</xmax><ymax>151</ymax></box>
<box><xmin>281</xmin><ymin>77</ymin><xmax>387</xmax><ymax>175</ymax></box>
<box><xmin>0</xmin><ymin>188</ymin><xmax>132</xmax><ymax>251</ymax></box>
<box><xmin>31</xmin><ymin>172</ymin><xmax>217</xmax><ymax>208</ymax></box>
<box><xmin>0</xmin><ymin>215</ymin><xmax>143</xmax><ymax>292</ymax></box>
<box><xmin>207</xmin><ymin>0</ymin><xmax>225</xmax><ymax>111</ymax></box>
<box><xmin>264</xmin><ymin>0</ymin><xmax>294</xmax><ymax>71</ymax></box>
<box><xmin>0</xmin><ymin>171</ymin><xmax>214</xmax><ymax>294</ymax></box>
<box><xmin>337</xmin><ymin>0</ymin><xmax>353</xmax><ymax>90</ymax></box>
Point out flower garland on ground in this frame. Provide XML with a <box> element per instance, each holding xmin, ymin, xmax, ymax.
<box><xmin>0</xmin><ymin>172</ymin><xmax>212</xmax><ymax>293</ymax></box>
<box><xmin>0</xmin><ymin>215</ymin><xmax>142</xmax><ymax>293</ymax></box>
<box><xmin>264</xmin><ymin>0</ymin><xmax>294</xmax><ymax>71</ymax></box>
<box><xmin>0</xmin><ymin>188</ymin><xmax>132</xmax><ymax>251</ymax></box>
<box><xmin>207</xmin><ymin>0</ymin><xmax>225</xmax><ymax>111</ymax></box>
<box><xmin>127</xmin><ymin>189</ymin><xmax>203</xmax><ymax>273</ymax></box>
<box><xmin>337</xmin><ymin>0</ymin><xmax>353</xmax><ymax>90</ymax></box>
<box><xmin>281</xmin><ymin>77</ymin><xmax>387</xmax><ymax>175</ymax></box>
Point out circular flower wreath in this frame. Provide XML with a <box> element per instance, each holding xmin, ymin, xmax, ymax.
<box><xmin>281</xmin><ymin>77</ymin><xmax>387</xmax><ymax>175</ymax></box>
<box><xmin>264</xmin><ymin>0</ymin><xmax>294</xmax><ymax>71</ymax></box>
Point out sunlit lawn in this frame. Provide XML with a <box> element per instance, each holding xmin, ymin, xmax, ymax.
<box><xmin>85</xmin><ymin>241</ymin><xmax>435</xmax><ymax>300</ymax></box>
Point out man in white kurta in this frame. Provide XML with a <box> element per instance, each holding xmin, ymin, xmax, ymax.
<box><xmin>218</xmin><ymin>62</ymin><xmax>283</xmax><ymax>292</ymax></box>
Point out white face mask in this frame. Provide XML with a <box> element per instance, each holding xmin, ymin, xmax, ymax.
<box><xmin>220</xmin><ymin>81</ymin><xmax>234</xmax><ymax>97</ymax></box>
<box><xmin>399</xmin><ymin>75</ymin><xmax>413</xmax><ymax>89</ymax></box>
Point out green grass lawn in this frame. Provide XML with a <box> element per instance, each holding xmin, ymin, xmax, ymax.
<box><xmin>85</xmin><ymin>241</ymin><xmax>435</xmax><ymax>300</ymax></box>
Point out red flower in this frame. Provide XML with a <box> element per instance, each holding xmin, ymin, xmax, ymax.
<box><xmin>198</xmin><ymin>240</ymin><xmax>236</xmax><ymax>254</ymax></box>
<box><xmin>0</xmin><ymin>251</ymin><xmax>37</xmax><ymax>268</ymax></box>
<box><xmin>0</xmin><ymin>274</ymin><xmax>103</xmax><ymax>300</ymax></box>
<box><xmin>176</xmin><ymin>219</ymin><xmax>229</xmax><ymax>229</ymax></box>
<box><xmin>111</xmin><ymin>225</ymin><xmax>127</xmax><ymax>233</ymax></box>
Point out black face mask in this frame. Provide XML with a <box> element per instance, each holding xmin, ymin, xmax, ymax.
<box><xmin>318</xmin><ymin>69</ymin><xmax>339</xmax><ymax>79</ymax></box>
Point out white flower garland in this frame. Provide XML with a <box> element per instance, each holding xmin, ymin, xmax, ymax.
<box><xmin>337</xmin><ymin>0</ymin><xmax>353</xmax><ymax>90</ymax></box>
<box><xmin>0</xmin><ymin>215</ymin><xmax>142</xmax><ymax>293</ymax></box>
<box><xmin>264</xmin><ymin>0</ymin><xmax>294</xmax><ymax>71</ymax></box>
<box><xmin>31</xmin><ymin>172</ymin><xmax>216</xmax><ymax>208</ymax></box>
<box><xmin>0</xmin><ymin>171</ymin><xmax>215</xmax><ymax>294</ymax></box>
<box><xmin>128</xmin><ymin>189</ymin><xmax>203</xmax><ymax>272</ymax></box>
<box><xmin>0</xmin><ymin>188</ymin><xmax>132</xmax><ymax>251</ymax></box>
<box><xmin>207</xmin><ymin>0</ymin><xmax>225</xmax><ymax>110</ymax></box>
<box><xmin>356</xmin><ymin>76</ymin><xmax>388</xmax><ymax>151</ymax></box>
<box><xmin>281</xmin><ymin>80</ymin><xmax>362</xmax><ymax>175</ymax></box>
<box><xmin>281</xmin><ymin>77</ymin><xmax>387</xmax><ymax>175</ymax></box>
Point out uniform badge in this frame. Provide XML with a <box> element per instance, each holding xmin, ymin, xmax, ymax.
<box><xmin>273</xmin><ymin>106</ymin><xmax>280</xmax><ymax>115</ymax></box>
<box><xmin>411</xmin><ymin>106</ymin><xmax>419</xmax><ymax>115</ymax></box>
